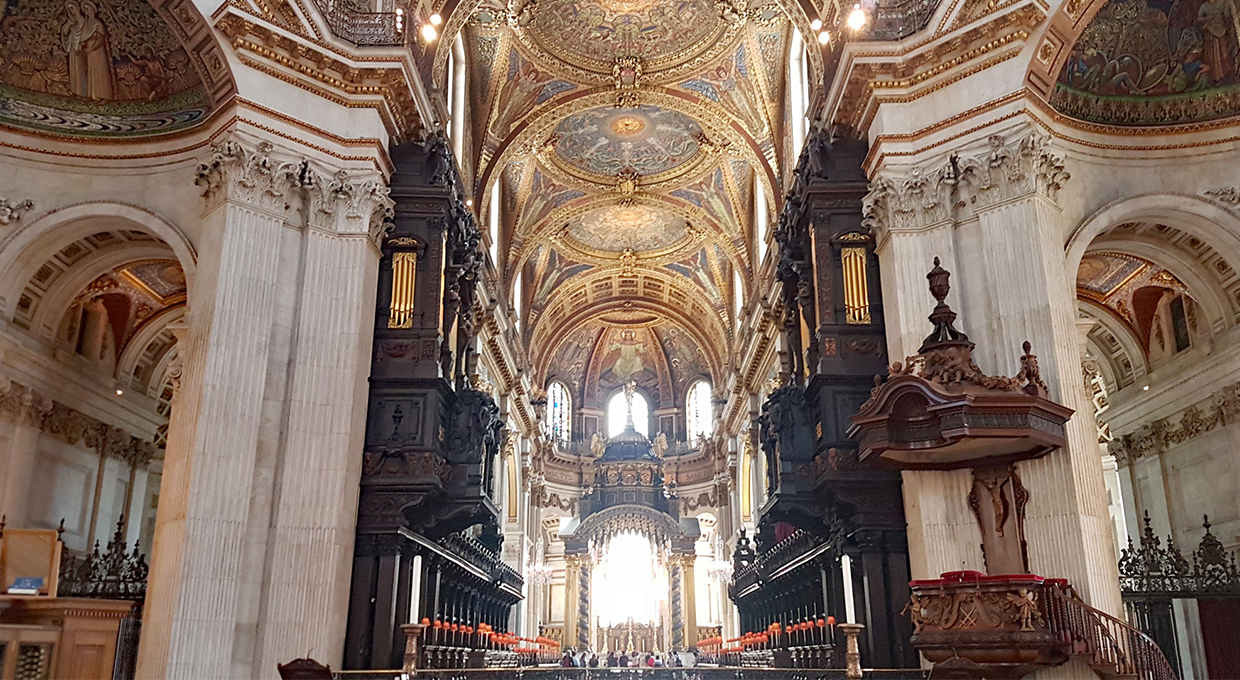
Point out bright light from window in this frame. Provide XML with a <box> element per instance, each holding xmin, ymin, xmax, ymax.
<box><xmin>686</xmin><ymin>380</ymin><xmax>713</xmax><ymax>441</ymax></box>
<box><xmin>847</xmin><ymin>4</ymin><xmax>867</xmax><ymax>30</ymax></box>
<box><xmin>594</xmin><ymin>532</ymin><xmax>666</xmax><ymax>626</ymax></box>
<box><xmin>607</xmin><ymin>390</ymin><xmax>649</xmax><ymax>438</ymax></box>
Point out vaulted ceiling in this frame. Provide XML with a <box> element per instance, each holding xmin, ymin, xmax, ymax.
<box><xmin>448</xmin><ymin>0</ymin><xmax>807</xmax><ymax>404</ymax></box>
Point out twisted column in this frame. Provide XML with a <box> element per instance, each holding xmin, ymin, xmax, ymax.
<box><xmin>576</xmin><ymin>558</ymin><xmax>591</xmax><ymax>648</ymax></box>
<box><xmin>669</xmin><ymin>557</ymin><xmax>685</xmax><ymax>649</ymax></box>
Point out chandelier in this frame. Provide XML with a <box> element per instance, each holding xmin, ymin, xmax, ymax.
<box><xmin>527</xmin><ymin>561</ymin><xmax>553</xmax><ymax>586</ymax></box>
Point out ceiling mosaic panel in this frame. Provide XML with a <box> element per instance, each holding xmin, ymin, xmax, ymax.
<box><xmin>567</xmin><ymin>204</ymin><xmax>689</xmax><ymax>254</ymax></box>
<box><xmin>520</xmin><ymin>0</ymin><xmax>729</xmax><ymax>71</ymax></box>
<box><xmin>0</xmin><ymin>0</ymin><xmax>211</xmax><ymax>136</ymax></box>
<box><xmin>1051</xmin><ymin>0</ymin><xmax>1240</xmax><ymax>125</ymax></box>
<box><xmin>551</xmin><ymin>105</ymin><xmax>704</xmax><ymax>179</ymax></box>
<box><xmin>488</xmin><ymin>47</ymin><xmax>577</xmax><ymax>144</ymax></box>
<box><xmin>679</xmin><ymin>44</ymin><xmax>769</xmax><ymax>134</ymax></box>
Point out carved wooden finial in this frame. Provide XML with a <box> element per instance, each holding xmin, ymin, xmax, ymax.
<box><xmin>920</xmin><ymin>257</ymin><xmax>972</xmax><ymax>353</ymax></box>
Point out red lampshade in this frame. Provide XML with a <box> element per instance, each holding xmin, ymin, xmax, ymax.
<box><xmin>827</xmin><ymin>615</ymin><xmax>836</xmax><ymax>626</ymax></box>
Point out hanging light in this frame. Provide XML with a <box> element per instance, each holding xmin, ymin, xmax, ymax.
<box><xmin>810</xmin><ymin>18</ymin><xmax>823</xmax><ymax>30</ymax></box>
<box><xmin>429</xmin><ymin>12</ymin><xmax>442</xmax><ymax>25</ymax></box>
<box><xmin>817</xmin><ymin>30</ymin><xmax>831</xmax><ymax>44</ymax></box>
<box><xmin>395</xmin><ymin>7</ymin><xmax>404</xmax><ymax>32</ymax></box>
<box><xmin>846</xmin><ymin>3</ymin><xmax>867</xmax><ymax>31</ymax></box>
<box><xmin>421</xmin><ymin>23</ymin><xmax>438</xmax><ymax>41</ymax></box>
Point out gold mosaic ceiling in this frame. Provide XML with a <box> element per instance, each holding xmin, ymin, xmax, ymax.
<box><xmin>454</xmin><ymin>0</ymin><xmax>803</xmax><ymax>390</ymax></box>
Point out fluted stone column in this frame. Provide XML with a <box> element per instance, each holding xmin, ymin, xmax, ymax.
<box><xmin>0</xmin><ymin>380</ymin><xmax>51</xmax><ymax>526</ymax></box>
<box><xmin>865</xmin><ymin>126</ymin><xmax>1122</xmax><ymax>616</ymax></box>
<box><xmin>136</xmin><ymin>135</ymin><xmax>392</xmax><ymax>679</ymax></box>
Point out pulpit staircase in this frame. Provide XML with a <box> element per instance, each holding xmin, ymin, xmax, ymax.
<box><xmin>1043</xmin><ymin>585</ymin><xmax>1178</xmax><ymax>680</ymax></box>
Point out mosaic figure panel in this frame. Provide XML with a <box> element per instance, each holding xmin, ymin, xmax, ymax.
<box><xmin>0</xmin><ymin>0</ymin><xmax>210</xmax><ymax>135</ymax></box>
<box><xmin>680</xmin><ymin>45</ymin><xmax>768</xmax><ymax>133</ymax></box>
<box><xmin>568</xmin><ymin>204</ymin><xmax>689</xmax><ymax>253</ymax></box>
<box><xmin>1052</xmin><ymin>0</ymin><xmax>1240</xmax><ymax>124</ymax></box>
<box><xmin>520</xmin><ymin>170</ymin><xmax>586</xmax><ymax>229</ymax></box>
<box><xmin>671</xmin><ymin>169</ymin><xmax>736</xmax><ymax>230</ymax></box>
<box><xmin>488</xmin><ymin>48</ymin><xmax>575</xmax><ymax>142</ymax></box>
<box><xmin>552</xmin><ymin>105</ymin><xmax>703</xmax><ymax>178</ymax></box>
<box><xmin>524</xmin><ymin>0</ymin><xmax>725</xmax><ymax>68</ymax></box>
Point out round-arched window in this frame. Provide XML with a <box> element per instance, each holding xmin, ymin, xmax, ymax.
<box><xmin>686</xmin><ymin>380</ymin><xmax>712</xmax><ymax>441</ymax></box>
<box><xmin>547</xmin><ymin>381</ymin><xmax>571</xmax><ymax>446</ymax></box>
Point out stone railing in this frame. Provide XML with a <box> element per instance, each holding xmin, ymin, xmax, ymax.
<box><xmin>313</xmin><ymin>0</ymin><xmax>403</xmax><ymax>45</ymax></box>
<box><xmin>865</xmin><ymin>0</ymin><xmax>939</xmax><ymax>41</ymax></box>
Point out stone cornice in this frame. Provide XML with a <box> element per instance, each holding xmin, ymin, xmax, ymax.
<box><xmin>1108</xmin><ymin>379</ymin><xmax>1240</xmax><ymax>467</ymax></box>
<box><xmin>862</xmin><ymin>130</ymin><xmax>1068</xmax><ymax>246</ymax></box>
<box><xmin>0</xmin><ymin>376</ymin><xmax>156</xmax><ymax>469</ymax></box>
<box><xmin>215</xmin><ymin>7</ymin><xmax>428</xmax><ymax>142</ymax></box>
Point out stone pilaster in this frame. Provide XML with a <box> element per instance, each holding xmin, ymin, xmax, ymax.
<box><xmin>136</xmin><ymin>134</ymin><xmax>392</xmax><ymax>679</ymax></box>
<box><xmin>255</xmin><ymin>166</ymin><xmax>393</xmax><ymax>672</ymax></box>
<box><xmin>865</xmin><ymin>125</ymin><xmax>1122</xmax><ymax>616</ymax></box>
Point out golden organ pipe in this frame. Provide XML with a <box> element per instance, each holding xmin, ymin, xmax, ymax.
<box><xmin>841</xmin><ymin>247</ymin><xmax>871</xmax><ymax>325</ymax></box>
<box><xmin>388</xmin><ymin>251</ymin><xmax>417</xmax><ymax>329</ymax></box>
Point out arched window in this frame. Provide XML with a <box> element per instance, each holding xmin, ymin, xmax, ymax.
<box><xmin>686</xmin><ymin>380</ymin><xmax>713</xmax><ymax>440</ymax></box>
<box><xmin>606</xmin><ymin>389</ymin><xmax>649</xmax><ymax>438</ymax></box>
<box><xmin>788</xmin><ymin>29</ymin><xmax>810</xmax><ymax>161</ymax></box>
<box><xmin>547</xmin><ymin>381</ymin><xmax>571</xmax><ymax>446</ymax></box>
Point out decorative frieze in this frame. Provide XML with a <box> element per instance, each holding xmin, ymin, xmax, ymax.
<box><xmin>0</xmin><ymin>197</ymin><xmax>34</xmax><ymax>226</ymax></box>
<box><xmin>1108</xmin><ymin>379</ymin><xmax>1240</xmax><ymax>466</ymax></box>
<box><xmin>863</xmin><ymin>132</ymin><xmax>1069</xmax><ymax>240</ymax></box>
<box><xmin>1204</xmin><ymin>187</ymin><xmax>1240</xmax><ymax>205</ymax></box>
<box><xmin>0</xmin><ymin>376</ymin><xmax>156</xmax><ymax>468</ymax></box>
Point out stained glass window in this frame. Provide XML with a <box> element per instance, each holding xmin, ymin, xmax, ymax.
<box><xmin>547</xmin><ymin>381</ymin><xmax>571</xmax><ymax>446</ymax></box>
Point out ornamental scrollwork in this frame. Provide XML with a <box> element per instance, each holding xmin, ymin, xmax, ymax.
<box><xmin>0</xmin><ymin>197</ymin><xmax>34</xmax><ymax>226</ymax></box>
<box><xmin>1108</xmin><ymin>379</ymin><xmax>1240</xmax><ymax>465</ymax></box>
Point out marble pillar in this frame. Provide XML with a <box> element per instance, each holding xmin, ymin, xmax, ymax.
<box><xmin>866</xmin><ymin>126</ymin><xmax>1123</xmax><ymax>615</ymax></box>
<box><xmin>0</xmin><ymin>383</ymin><xmax>51</xmax><ymax>526</ymax></box>
<box><xmin>136</xmin><ymin>135</ymin><xmax>392</xmax><ymax>679</ymax></box>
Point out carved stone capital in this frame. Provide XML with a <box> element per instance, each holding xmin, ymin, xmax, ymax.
<box><xmin>305</xmin><ymin>168</ymin><xmax>395</xmax><ymax>244</ymax></box>
<box><xmin>0</xmin><ymin>377</ymin><xmax>53</xmax><ymax>426</ymax></box>
<box><xmin>0</xmin><ymin>198</ymin><xmax>35</xmax><ymax>226</ymax></box>
<box><xmin>194</xmin><ymin>137</ymin><xmax>302</xmax><ymax>215</ymax></box>
<box><xmin>863</xmin><ymin>132</ymin><xmax>1069</xmax><ymax>240</ymax></box>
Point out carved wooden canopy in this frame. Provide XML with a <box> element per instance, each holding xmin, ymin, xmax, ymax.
<box><xmin>848</xmin><ymin>259</ymin><xmax>1073</xmax><ymax>470</ymax></box>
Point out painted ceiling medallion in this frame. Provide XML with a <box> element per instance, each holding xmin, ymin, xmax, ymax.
<box><xmin>568</xmin><ymin>204</ymin><xmax>690</xmax><ymax>254</ymax></box>
<box><xmin>552</xmin><ymin>105</ymin><xmax>704</xmax><ymax>179</ymax></box>
<box><xmin>522</xmin><ymin>0</ymin><xmax>730</xmax><ymax>73</ymax></box>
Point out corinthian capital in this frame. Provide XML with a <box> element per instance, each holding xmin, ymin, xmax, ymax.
<box><xmin>194</xmin><ymin>138</ymin><xmax>303</xmax><ymax>214</ymax></box>
<box><xmin>304</xmin><ymin>168</ymin><xmax>395</xmax><ymax>243</ymax></box>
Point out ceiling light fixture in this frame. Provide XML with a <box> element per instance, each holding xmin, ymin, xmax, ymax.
<box><xmin>429</xmin><ymin>12</ymin><xmax>442</xmax><ymax>25</ymax></box>
<box><xmin>421</xmin><ymin>24</ymin><xmax>438</xmax><ymax>41</ymax></box>
<box><xmin>466</xmin><ymin>198</ymin><xmax>474</xmax><ymax>207</ymax></box>
<box><xmin>810</xmin><ymin>18</ymin><xmax>823</xmax><ymax>30</ymax></box>
<box><xmin>116</xmin><ymin>389</ymin><xmax>124</xmax><ymax>396</ymax></box>
<box><xmin>395</xmin><ymin>8</ymin><xmax>404</xmax><ymax>31</ymax></box>
<box><xmin>817</xmin><ymin>30</ymin><xmax>831</xmax><ymax>44</ymax></box>
<box><xmin>847</xmin><ymin>3</ymin><xmax>867</xmax><ymax>30</ymax></box>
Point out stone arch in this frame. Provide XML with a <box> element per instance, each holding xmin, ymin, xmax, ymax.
<box><xmin>0</xmin><ymin>202</ymin><xmax>197</xmax><ymax>321</ymax></box>
<box><xmin>1077</xmin><ymin>297</ymin><xmax>1148</xmax><ymax>390</ymax></box>
<box><xmin>1066</xmin><ymin>194</ymin><xmax>1240</xmax><ymax>287</ymax></box>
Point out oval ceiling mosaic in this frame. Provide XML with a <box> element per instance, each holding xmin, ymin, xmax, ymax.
<box><xmin>552</xmin><ymin>105</ymin><xmax>704</xmax><ymax>179</ymax></box>
<box><xmin>567</xmin><ymin>204</ymin><xmax>689</xmax><ymax>254</ymax></box>
<box><xmin>522</xmin><ymin>0</ymin><xmax>729</xmax><ymax>72</ymax></box>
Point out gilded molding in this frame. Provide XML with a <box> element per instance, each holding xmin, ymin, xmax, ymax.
<box><xmin>0</xmin><ymin>198</ymin><xmax>35</xmax><ymax>226</ymax></box>
<box><xmin>862</xmin><ymin>131</ymin><xmax>1069</xmax><ymax>241</ymax></box>
<box><xmin>1109</xmin><ymin>379</ymin><xmax>1240</xmax><ymax>466</ymax></box>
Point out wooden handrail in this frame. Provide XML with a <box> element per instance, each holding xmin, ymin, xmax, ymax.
<box><xmin>1042</xmin><ymin>584</ymin><xmax>1177</xmax><ymax>680</ymax></box>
